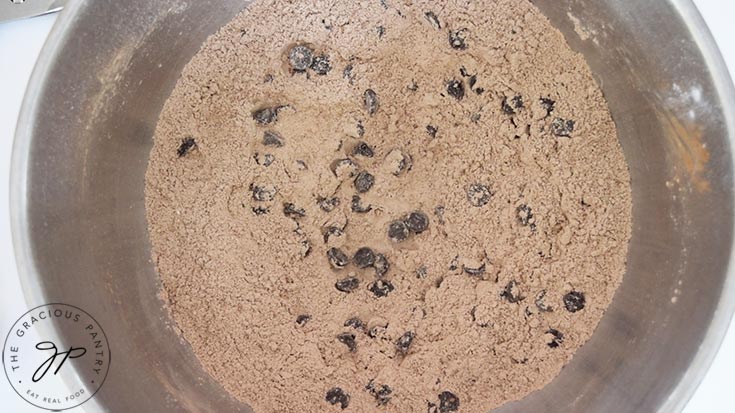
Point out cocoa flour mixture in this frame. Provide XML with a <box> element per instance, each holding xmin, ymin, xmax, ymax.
<box><xmin>145</xmin><ymin>0</ymin><xmax>632</xmax><ymax>411</ymax></box>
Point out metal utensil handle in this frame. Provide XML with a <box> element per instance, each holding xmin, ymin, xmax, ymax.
<box><xmin>0</xmin><ymin>0</ymin><xmax>67</xmax><ymax>24</ymax></box>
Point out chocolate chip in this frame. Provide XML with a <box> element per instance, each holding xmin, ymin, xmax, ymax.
<box><xmin>311</xmin><ymin>54</ymin><xmax>332</xmax><ymax>75</ymax></box>
<box><xmin>475</xmin><ymin>87</ymin><xmax>485</xmax><ymax>95</ymax></box>
<box><xmin>468</xmin><ymin>75</ymin><xmax>478</xmax><ymax>89</ymax></box>
<box><xmin>288</xmin><ymin>44</ymin><xmax>314</xmax><ymax>72</ymax></box>
<box><xmin>327</xmin><ymin>247</ymin><xmax>349</xmax><ymax>269</ymax></box>
<box><xmin>357</xmin><ymin>121</ymin><xmax>365</xmax><ymax>137</ymax></box>
<box><xmin>351</xmin><ymin>195</ymin><xmax>373</xmax><ymax>213</ymax></box>
<box><xmin>405</xmin><ymin>211</ymin><xmax>429</xmax><ymax>233</ymax></box>
<box><xmin>353</xmin><ymin>247</ymin><xmax>376</xmax><ymax>268</ymax></box>
<box><xmin>352</xmin><ymin>141</ymin><xmax>375</xmax><ymax>158</ymax></box>
<box><xmin>551</xmin><ymin>118</ymin><xmax>575</xmax><ymax>137</ymax></box>
<box><xmin>388</xmin><ymin>220</ymin><xmax>410</xmax><ymax>243</ymax></box>
<box><xmin>300</xmin><ymin>239</ymin><xmax>312</xmax><ymax>258</ymax></box>
<box><xmin>364</xmin><ymin>89</ymin><xmax>379</xmax><ymax>115</ymax></box>
<box><xmin>373</xmin><ymin>253</ymin><xmax>390</xmax><ymax>277</ymax></box>
<box><xmin>344</xmin><ymin>318</ymin><xmax>365</xmax><ymax>330</ymax></box>
<box><xmin>416</xmin><ymin>266</ymin><xmax>428</xmax><ymax>279</ymax></box>
<box><xmin>323</xmin><ymin>226</ymin><xmax>344</xmax><ymax>243</ymax></box>
<box><xmin>254</xmin><ymin>152</ymin><xmax>275</xmax><ymax>167</ymax></box>
<box><xmin>546</xmin><ymin>329</ymin><xmax>564</xmax><ymax>348</ymax></box>
<box><xmin>354</xmin><ymin>171</ymin><xmax>375</xmax><ymax>193</ymax></box>
<box><xmin>563</xmin><ymin>291</ymin><xmax>586</xmax><ymax>313</ymax></box>
<box><xmin>335</xmin><ymin>277</ymin><xmax>360</xmax><ymax>293</ymax></box>
<box><xmin>366</xmin><ymin>381</ymin><xmax>393</xmax><ymax>406</ymax></box>
<box><xmin>326</xmin><ymin>387</ymin><xmax>350</xmax><ymax>409</ymax></box>
<box><xmin>438</xmin><ymin>391</ymin><xmax>460</xmax><ymax>412</ymax></box>
<box><xmin>318</xmin><ymin>196</ymin><xmax>340</xmax><ymax>212</ymax></box>
<box><xmin>540</xmin><ymin>97</ymin><xmax>556</xmax><ymax>117</ymax></box>
<box><xmin>425</xmin><ymin>11</ymin><xmax>441</xmax><ymax>30</ymax></box>
<box><xmin>343</xmin><ymin>64</ymin><xmax>355</xmax><ymax>83</ymax></box>
<box><xmin>369</xmin><ymin>279</ymin><xmax>394</xmax><ymax>297</ymax></box>
<box><xmin>296</xmin><ymin>315</ymin><xmax>311</xmax><ymax>326</ymax></box>
<box><xmin>467</xmin><ymin>184</ymin><xmax>492</xmax><ymax>207</ymax></box>
<box><xmin>446</xmin><ymin>79</ymin><xmax>465</xmax><ymax>100</ymax></box>
<box><xmin>449</xmin><ymin>29</ymin><xmax>468</xmax><ymax>50</ymax></box>
<box><xmin>501</xmin><ymin>280</ymin><xmax>524</xmax><ymax>303</ymax></box>
<box><xmin>331</xmin><ymin>158</ymin><xmax>359</xmax><ymax>180</ymax></box>
<box><xmin>252</xmin><ymin>107</ymin><xmax>280</xmax><ymax>125</ymax></box>
<box><xmin>427</xmin><ymin>125</ymin><xmax>438</xmax><ymax>138</ymax></box>
<box><xmin>502</xmin><ymin>95</ymin><xmax>524</xmax><ymax>115</ymax></box>
<box><xmin>408</xmin><ymin>80</ymin><xmax>419</xmax><ymax>92</ymax></box>
<box><xmin>283</xmin><ymin>203</ymin><xmax>306</xmax><ymax>219</ymax></box>
<box><xmin>263</xmin><ymin>131</ymin><xmax>284</xmax><ymax>147</ymax></box>
<box><xmin>177</xmin><ymin>137</ymin><xmax>197</xmax><ymax>157</ymax></box>
<box><xmin>337</xmin><ymin>332</ymin><xmax>357</xmax><ymax>352</ymax></box>
<box><xmin>251</xmin><ymin>184</ymin><xmax>277</xmax><ymax>202</ymax></box>
<box><xmin>396</xmin><ymin>331</ymin><xmax>415</xmax><ymax>354</ymax></box>
<box><xmin>517</xmin><ymin>204</ymin><xmax>534</xmax><ymax>226</ymax></box>
<box><xmin>252</xmin><ymin>207</ymin><xmax>269</xmax><ymax>215</ymax></box>
<box><xmin>535</xmin><ymin>290</ymin><xmax>553</xmax><ymax>312</ymax></box>
<box><xmin>463</xmin><ymin>264</ymin><xmax>486</xmax><ymax>277</ymax></box>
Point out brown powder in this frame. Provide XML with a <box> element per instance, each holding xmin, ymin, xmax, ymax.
<box><xmin>145</xmin><ymin>0</ymin><xmax>632</xmax><ymax>412</ymax></box>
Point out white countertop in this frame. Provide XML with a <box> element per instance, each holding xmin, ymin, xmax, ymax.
<box><xmin>1</xmin><ymin>3</ymin><xmax>733</xmax><ymax>412</ymax></box>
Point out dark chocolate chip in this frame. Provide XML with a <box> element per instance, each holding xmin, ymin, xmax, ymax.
<box><xmin>416</xmin><ymin>266</ymin><xmax>428</xmax><ymax>279</ymax></box>
<box><xmin>395</xmin><ymin>331</ymin><xmax>415</xmax><ymax>354</ymax></box>
<box><xmin>327</xmin><ymin>247</ymin><xmax>350</xmax><ymax>269</ymax></box>
<box><xmin>463</xmin><ymin>264</ymin><xmax>486</xmax><ymax>277</ymax></box>
<box><xmin>551</xmin><ymin>118</ymin><xmax>575</xmax><ymax>137</ymax></box>
<box><xmin>283</xmin><ymin>203</ymin><xmax>306</xmax><ymax>219</ymax></box>
<box><xmin>540</xmin><ymin>97</ymin><xmax>556</xmax><ymax>117</ymax></box>
<box><xmin>353</xmin><ymin>247</ymin><xmax>376</xmax><ymax>269</ymax></box>
<box><xmin>449</xmin><ymin>29</ymin><xmax>468</xmax><ymax>50</ymax></box>
<box><xmin>331</xmin><ymin>158</ymin><xmax>359</xmax><ymax>179</ymax></box>
<box><xmin>352</xmin><ymin>141</ymin><xmax>375</xmax><ymax>158</ymax></box>
<box><xmin>251</xmin><ymin>184</ymin><xmax>277</xmax><ymax>202</ymax></box>
<box><xmin>254</xmin><ymin>152</ymin><xmax>275</xmax><ymax>167</ymax></box>
<box><xmin>311</xmin><ymin>54</ymin><xmax>332</xmax><ymax>75</ymax></box>
<box><xmin>300</xmin><ymin>239</ymin><xmax>312</xmax><ymax>258</ymax></box>
<box><xmin>323</xmin><ymin>226</ymin><xmax>344</xmax><ymax>243</ymax></box>
<box><xmin>425</xmin><ymin>11</ymin><xmax>441</xmax><ymax>30</ymax></box>
<box><xmin>563</xmin><ymin>291</ymin><xmax>586</xmax><ymax>313</ymax></box>
<box><xmin>252</xmin><ymin>207</ymin><xmax>269</xmax><ymax>215</ymax></box>
<box><xmin>446</xmin><ymin>79</ymin><xmax>465</xmax><ymax>100</ymax></box>
<box><xmin>535</xmin><ymin>290</ymin><xmax>553</xmax><ymax>312</ymax></box>
<box><xmin>344</xmin><ymin>317</ymin><xmax>365</xmax><ymax>330</ymax></box>
<box><xmin>369</xmin><ymin>279</ymin><xmax>395</xmax><ymax>297</ymax></box>
<box><xmin>263</xmin><ymin>131</ymin><xmax>284</xmax><ymax>147</ymax></box>
<box><xmin>502</xmin><ymin>95</ymin><xmax>524</xmax><ymax>115</ymax></box>
<box><xmin>177</xmin><ymin>137</ymin><xmax>197</xmax><ymax>157</ymax></box>
<box><xmin>475</xmin><ymin>87</ymin><xmax>485</xmax><ymax>95</ymax></box>
<box><xmin>366</xmin><ymin>381</ymin><xmax>393</xmax><ymax>406</ymax></box>
<box><xmin>501</xmin><ymin>280</ymin><xmax>525</xmax><ymax>303</ymax></box>
<box><xmin>326</xmin><ymin>387</ymin><xmax>350</xmax><ymax>409</ymax></box>
<box><xmin>318</xmin><ymin>196</ymin><xmax>340</xmax><ymax>212</ymax></box>
<box><xmin>517</xmin><ymin>204</ymin><xmax>534</xmax><ymax>226</ymax></box>
<box><xmin>373</xmin><ymin>253</ymin><xmax>390</xmax><ymax>278</ymax></box>
<box><xmin>427</xmin><ymin>125</ymin><xmax>439</xmax><ymax>138</ymax></box>
<box><xmin>252</xmin><ymin>107</ymin><xmax>280</xmax><ymax>126</ymax></box>
<box><xmin>467</xmin><ymin>184</ymin><xmax>492</xmax><ymax>207</ymax></box>
<box><xmin>343</xmin><ymin>64</ymin><xmax>355</xmax><ymax>83</ymax></box>
<box><xmin>388</xmin><ymin>220</ymin><xmax>410</xmax><ymax>243</ymax></box>
<box><xmin>288</xmin><ymin>45</ymin><xmax>314</xmax><ymax>72</ymax></box>
<box><xmin>351</xmin><ymin>195</ymin><xmax>373</xmax><ymax>213</ymax></box>
<box><xmin>296</xmin><ymin>315</ymin><xmax>311</xmax><ymax>326</ymax></box>
<box><xmin>546</xmin><ymin>329</ymin><xmax>564</xmax><ymax>348</ymax></box>
<box><xmin>364</xmin><ymin>89</ymin><xmax>379</xmax><ymax>115</ymax></box>
<box><xmin>335</xmin><ymin>277</ymin><xmax>360</xmax><ymax>293</ymax></box>
<box><xmin>354</xmin><ymin>171</ymin><xmax>375</xmax><ymax>193</ymax></box>
<box><xmin>405</xmin><ymin>211</ymin><xmax>430</xmax><ymax>233</ymax></box>
<box><xmin>337</xmin><ymin>332</ymin><xmax>357</xmax><ymax>352</ymax></box>
<box><xmin>438</xmin><ymin>391</ymin><xmax>460</xmax><ymax>412</ymax></box>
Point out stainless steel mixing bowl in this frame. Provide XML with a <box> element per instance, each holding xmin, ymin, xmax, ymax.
<box><xmin>10</xmin><ymin>0</ymin><xmax>735</xmax><ymax>411</ymax></box>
